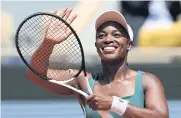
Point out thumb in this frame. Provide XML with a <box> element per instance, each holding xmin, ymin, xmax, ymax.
<box><xmin>86</xmin><ymin>94</ymin><xmax>95</xmax><ymax>102</ymax></box>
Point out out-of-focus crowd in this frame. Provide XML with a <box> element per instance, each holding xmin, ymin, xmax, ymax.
<box><xmin>1</xmin><ymin>1</ymin><xmax>181</xmax><ymax>65</ymax></box>
<box><xmin>2</xmin><ymin>1</ymin><xmax>181</xmax><ymax>49</ymax></box>
<box><xmin>121</xmin><ymin>1</ymin><xmax>181</xmax><ymax>47</ymax></box>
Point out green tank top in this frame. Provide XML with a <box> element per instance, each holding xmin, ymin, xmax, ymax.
<box><xmin>82</xmin><ymin>70</ymin><xmax>145</xmax><ymax>118</ymax></box>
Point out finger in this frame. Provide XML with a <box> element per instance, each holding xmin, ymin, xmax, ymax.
<box><xmin>67</xmin><ymin>14</ymin><xmax>77</xmax><ymax>24</ymax></box>
<box><xmin>86</xmin><ymin>94</ymin><xmax>95</xmax><ymax>102</ymax></box>
<box><xmin>64</xmin><ymin>13</ymin><xmax>77</xmax><ymax>36</ymax></box>
<box><xmin>87</xmin><ymin>99</ymin><xmax>95</xmax><ymax>109</ymax></box>
<box><xmin>88</xmin><ymin>100</ymin><xmax>98</xmax><ymax>111</ymax></box>
<box><xmin>62</xmin><ymin>8</ymin><xmax>73</xmax><ymax>21</ymax></box>
<box><xmin>60</xmin><ymin>7</ymin><xmax>68</xmax><ymax>17</ymax></box>
<box><xmin>45</xmin><ymin>10</ymin><xmax>58</xmax><ymax>34</ymax></box>
<box><xmin>46</xmin><ymin>9</ymin><xmax>58</xmax><ymax>24</ymax></box>
<box><xmin>53</xmin><ymin>9</ymin><xmax>58</xmax><ymax>14</ymax></box>
<box><xmin>65</xmin><ymin>29</ymin><xmax>73</xmax><ymax>39</ymax></box>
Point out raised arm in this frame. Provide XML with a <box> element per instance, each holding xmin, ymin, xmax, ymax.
<box><xmin>27</xmin><ymin>8</ymin><xmax>79</xmax><ymax>96</ymax></box>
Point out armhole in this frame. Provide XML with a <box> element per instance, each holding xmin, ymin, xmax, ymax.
<box><xmin>85</xmin><ymin>73</ymin><xmax>97</xmax><ymax>94</ymax></box>
<box><xmin>135</xmin><ymin>70</ymin><xmax>145</xmax><ymax>95</ymax></box>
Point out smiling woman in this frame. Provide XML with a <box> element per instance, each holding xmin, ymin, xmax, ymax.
<box><xmin>82</xmin><ymin>10</ymin><xmax>169</xmax><ymax>118</ymax></box>
<box><xmin>26</xmin><ymin>8</ymin><xmax>169</xmax><ymax>118</ymax></box>
<box><xmin>95</xmin><ymin>21</ymin><xmax>131</xmax><ymax>61</ymax></box>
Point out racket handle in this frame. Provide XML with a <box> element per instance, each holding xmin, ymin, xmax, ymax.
<box><xmin>85</xmin><ymin>76</ymin><xmax>93</xmax><ymax>94</ymax></box>
<box><xmin>85</xmin><ymin>77</ymin><xmax>114</xmax><ymax>118</ymax></box>
<box><xmin>48</xmin><ymin>79</ymin><xmax>88</xmax><ymax>97</ymax></box>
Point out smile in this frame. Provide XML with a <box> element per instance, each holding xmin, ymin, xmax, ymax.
<box><xmin>102</xmin><ymin>46</ymin><xmax>117</xmax><ymax>53</ymax></box>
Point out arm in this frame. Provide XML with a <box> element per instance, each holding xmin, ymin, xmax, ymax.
<box><xmin>27</xmin><ymin>39</ymin><xmax>77</xmax><ymax>96</ymax></box>
<box><xmin>86</xmin><ymin>72</ymin><xmax>169</xmax><ymax>118</ymax></box>
<box><xmin>27</xmin><ymin>8</ymin><xmax>79</xmax><ymax>96</ymax></box>
<box><xmin>123</xmin><ymin>72</ymin><xmax>169</xmax><ymax>118</ymax></box>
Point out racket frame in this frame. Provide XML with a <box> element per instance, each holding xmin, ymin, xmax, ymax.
<box><xmin>15</xmin><ymin>12</ymin><xmax>87</xmax><ymax>80</ymax></box>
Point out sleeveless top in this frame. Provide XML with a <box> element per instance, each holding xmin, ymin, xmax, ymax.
<box><xmin>81</xmin><ymin>71</ymin><xmax>145</xmax><ymax>118</ymax></box>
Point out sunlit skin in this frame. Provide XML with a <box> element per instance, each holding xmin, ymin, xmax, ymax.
<box><xmin>27</xmin><ymin>8</ymin><xmax>169</xmax><ymax>118</ymax></box>
<box><xmin>93</xmin><ymin>21</ymin><xmax>133</xmax><ymax>84</ymax></box>
<box><xmin>95</xmin><ymin>21</ymin><xmax>132</xmax><ymax>62</ymax></box>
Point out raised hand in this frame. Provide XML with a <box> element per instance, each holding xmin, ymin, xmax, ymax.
<box><xmin>45</xmin><ymin>8</ymin><xmax>77</xmax><ymax>44</ymax></box>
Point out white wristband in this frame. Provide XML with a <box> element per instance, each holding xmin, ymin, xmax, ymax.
<box><xmin>111</xmin><ymin>96</ymin><xmax>128</xmax><ymax>116</ymax></box>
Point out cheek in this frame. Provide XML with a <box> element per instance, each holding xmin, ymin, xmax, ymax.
<box><xmin>116</xmin><ymin>42</ymin><xmax>128</xmax><ymax>56</ymax></box>
<box><xmin>95</xmin><ymin>43</ymin><xmax>101</xmax><ymax>56</ymax></box>
<box><xmin>95</xmin><ymin>41</ymin><xmax>101</xmax><ymax>50</ymax></box>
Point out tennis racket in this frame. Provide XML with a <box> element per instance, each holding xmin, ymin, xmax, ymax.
<box><xmin>15</xmin><ymin>12</ymin><xmax>113</xmax><ymax>118</ymax></box>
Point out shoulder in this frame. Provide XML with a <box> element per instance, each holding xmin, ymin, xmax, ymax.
<box><xmin>80</xmin><ymin>72</ymin><xmax>101</xmax><ymax>81</ymax></box>
<box><xmin>76</xmin><ymin>72</ymin><xmax>95</xmax><ymax>89</ymax></box>
<box><xmin>141</xmin><ymin>72</ymin><xmax>164</xmax><ymax>91</ymax></box>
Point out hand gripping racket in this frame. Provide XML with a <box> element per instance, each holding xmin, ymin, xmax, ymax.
<box><xmin>15</xmin><ymin>12</ymin><xmax>113</xmax><ymax>118</ymax></box>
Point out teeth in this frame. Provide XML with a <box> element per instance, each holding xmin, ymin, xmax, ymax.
<box><xmin>104</xmin><ymin>47</ymin><xmax>115</xmax><ymax>50</ymax></box>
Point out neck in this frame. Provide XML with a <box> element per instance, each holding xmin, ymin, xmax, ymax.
<box><xmin>101</xmin><ymin>56</ymin><xmax>129</xmax><ymax>83</ymax></box>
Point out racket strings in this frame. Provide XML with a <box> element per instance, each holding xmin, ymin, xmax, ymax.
<box><xmin>17</xmin><ymin>14</ymin><xmax>83</xmax><ymax>80</ymax></box>
<box><xmin>49</xmin><ymin>35</ymin><xmax>82</xmax><ymax>78</ymax></box>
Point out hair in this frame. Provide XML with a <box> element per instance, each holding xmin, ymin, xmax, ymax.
<box><xmin>96</xmin><ymin>21</ymin><xmax>130</xmax><ymax>40</ymax></box>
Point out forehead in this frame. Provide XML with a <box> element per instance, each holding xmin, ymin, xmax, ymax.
<box><xmin>96</xmin><ymin>21</ymin><xmax>125</xmax><ymax>33</ymax></box>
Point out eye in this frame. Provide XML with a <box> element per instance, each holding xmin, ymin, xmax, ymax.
<box><xmin>97</xmin><ymin>33</ymin><xmax>106</xmax><ymax>39</ymax></box>
<box><xmin>113</xmin><ymin>33</ymin><xmax>122</xmax><ymax>38</ymax></box>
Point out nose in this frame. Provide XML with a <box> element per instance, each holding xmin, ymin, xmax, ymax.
<box><xmin>104</xmin><ymin>35</ymin><xmax>114</xmax><ymax>44</ymax></box>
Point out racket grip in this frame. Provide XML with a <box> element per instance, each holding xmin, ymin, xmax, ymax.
<box><xmin>85</xmin><ymin>76</ymin><xmax>93</xmax><ymax>94</ymax></box>
<box><xmin>48</xmin><ymin>79</ymin><xmax>88</xmax><ymax>97</ymax></box>
<box><xmin>85</xmin><ymin>77</ymin><xmax>114</xmax><ymax>118</ymax></box>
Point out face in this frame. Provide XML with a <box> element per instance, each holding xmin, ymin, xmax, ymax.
<box><xmin>95</xmin><ymin>21</ymin><xmax>132</xmax><ymax>62</ymax></box>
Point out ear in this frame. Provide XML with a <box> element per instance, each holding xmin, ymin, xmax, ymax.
<box><xmin>127</xmin><ymin>40</ymin><xmax>133</xmax><ymax>51</ymax></box>
<box><xmin>95</xmin><ymin>42</ymin><xmax>98</xmax><ymax>48</ymax></box>
<box><xmin>95</xmin><ymin>42</ymin><xmax>100</xmax><ymax>54</ymax></box>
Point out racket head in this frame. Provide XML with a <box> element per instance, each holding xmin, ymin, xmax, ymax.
<box><xmin>15</xmin><ymin>12</ymin><xmax>87</xmax><ymax>81</ymax></box>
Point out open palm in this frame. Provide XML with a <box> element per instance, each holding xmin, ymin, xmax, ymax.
<box><xmin>45</xmin><ymin>8</ymin><xmax>77</xmax><ymax>44</ymax></box>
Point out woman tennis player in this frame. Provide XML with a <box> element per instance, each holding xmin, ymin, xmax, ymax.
<box><xmin>27</xmin><ymin>8</ymin><xmax>169</xmax><ymax>118</ymax></box>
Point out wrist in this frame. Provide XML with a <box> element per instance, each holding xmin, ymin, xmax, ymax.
<box><xmin>110</xmin><ymin>96</ymin><xmax>128</xmax><ymax>116</ymax></box>
<box><xmin>44</xmin><ymin>39</ymin><xmax>57</xmax><ymax>46</ymax></box>
<box><xmin>39</xmin><ymin>39</ymin><xmax>56</xmax><ymax>53</ymax></box>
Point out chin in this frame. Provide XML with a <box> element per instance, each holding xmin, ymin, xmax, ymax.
<box><xmin>97</xmin><ymin>49</ymin><xmax>126</xmax><ymax>62</ymax></box>
<box><xmin>101</xmin><ymin>54</ymin><xmax>119</xmax><ymax>62</ymax></box>
<box><xmin>100</xmin><ymin>53</ymin><xmax>127</xmax><ymax>62</ymax></box>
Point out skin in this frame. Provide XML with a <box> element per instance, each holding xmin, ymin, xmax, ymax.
<box><xmin>27</xmin><ymin>8</ymin><xmax>169</xmax><ymax>118</ymax></box>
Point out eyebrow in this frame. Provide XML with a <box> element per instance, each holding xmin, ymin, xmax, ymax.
<box><xmin>112</xmin><ymin>30</ymin><xmax>121</xmax><ymax>33</ymax></box>
<box><xmin>98</xmin><ymin>29</ymin><xmax>121</xmax><ymax>34</ymax></box>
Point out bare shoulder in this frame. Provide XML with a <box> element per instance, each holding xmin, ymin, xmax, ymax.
<box><xmin>141</xmin><ymin>72</ymin><xmax>169</xmax><ymax>117</ymax></box>
<box><xmin>142</xmin><ymin>72</ymin><xmax>164</xmax><ymax>90</ymax></box>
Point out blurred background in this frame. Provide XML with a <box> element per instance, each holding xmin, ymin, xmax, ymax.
<box><xmin>1</xmin><ymin>0</ymin><xmax>181</xmax><ymax>118</ymax></box>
